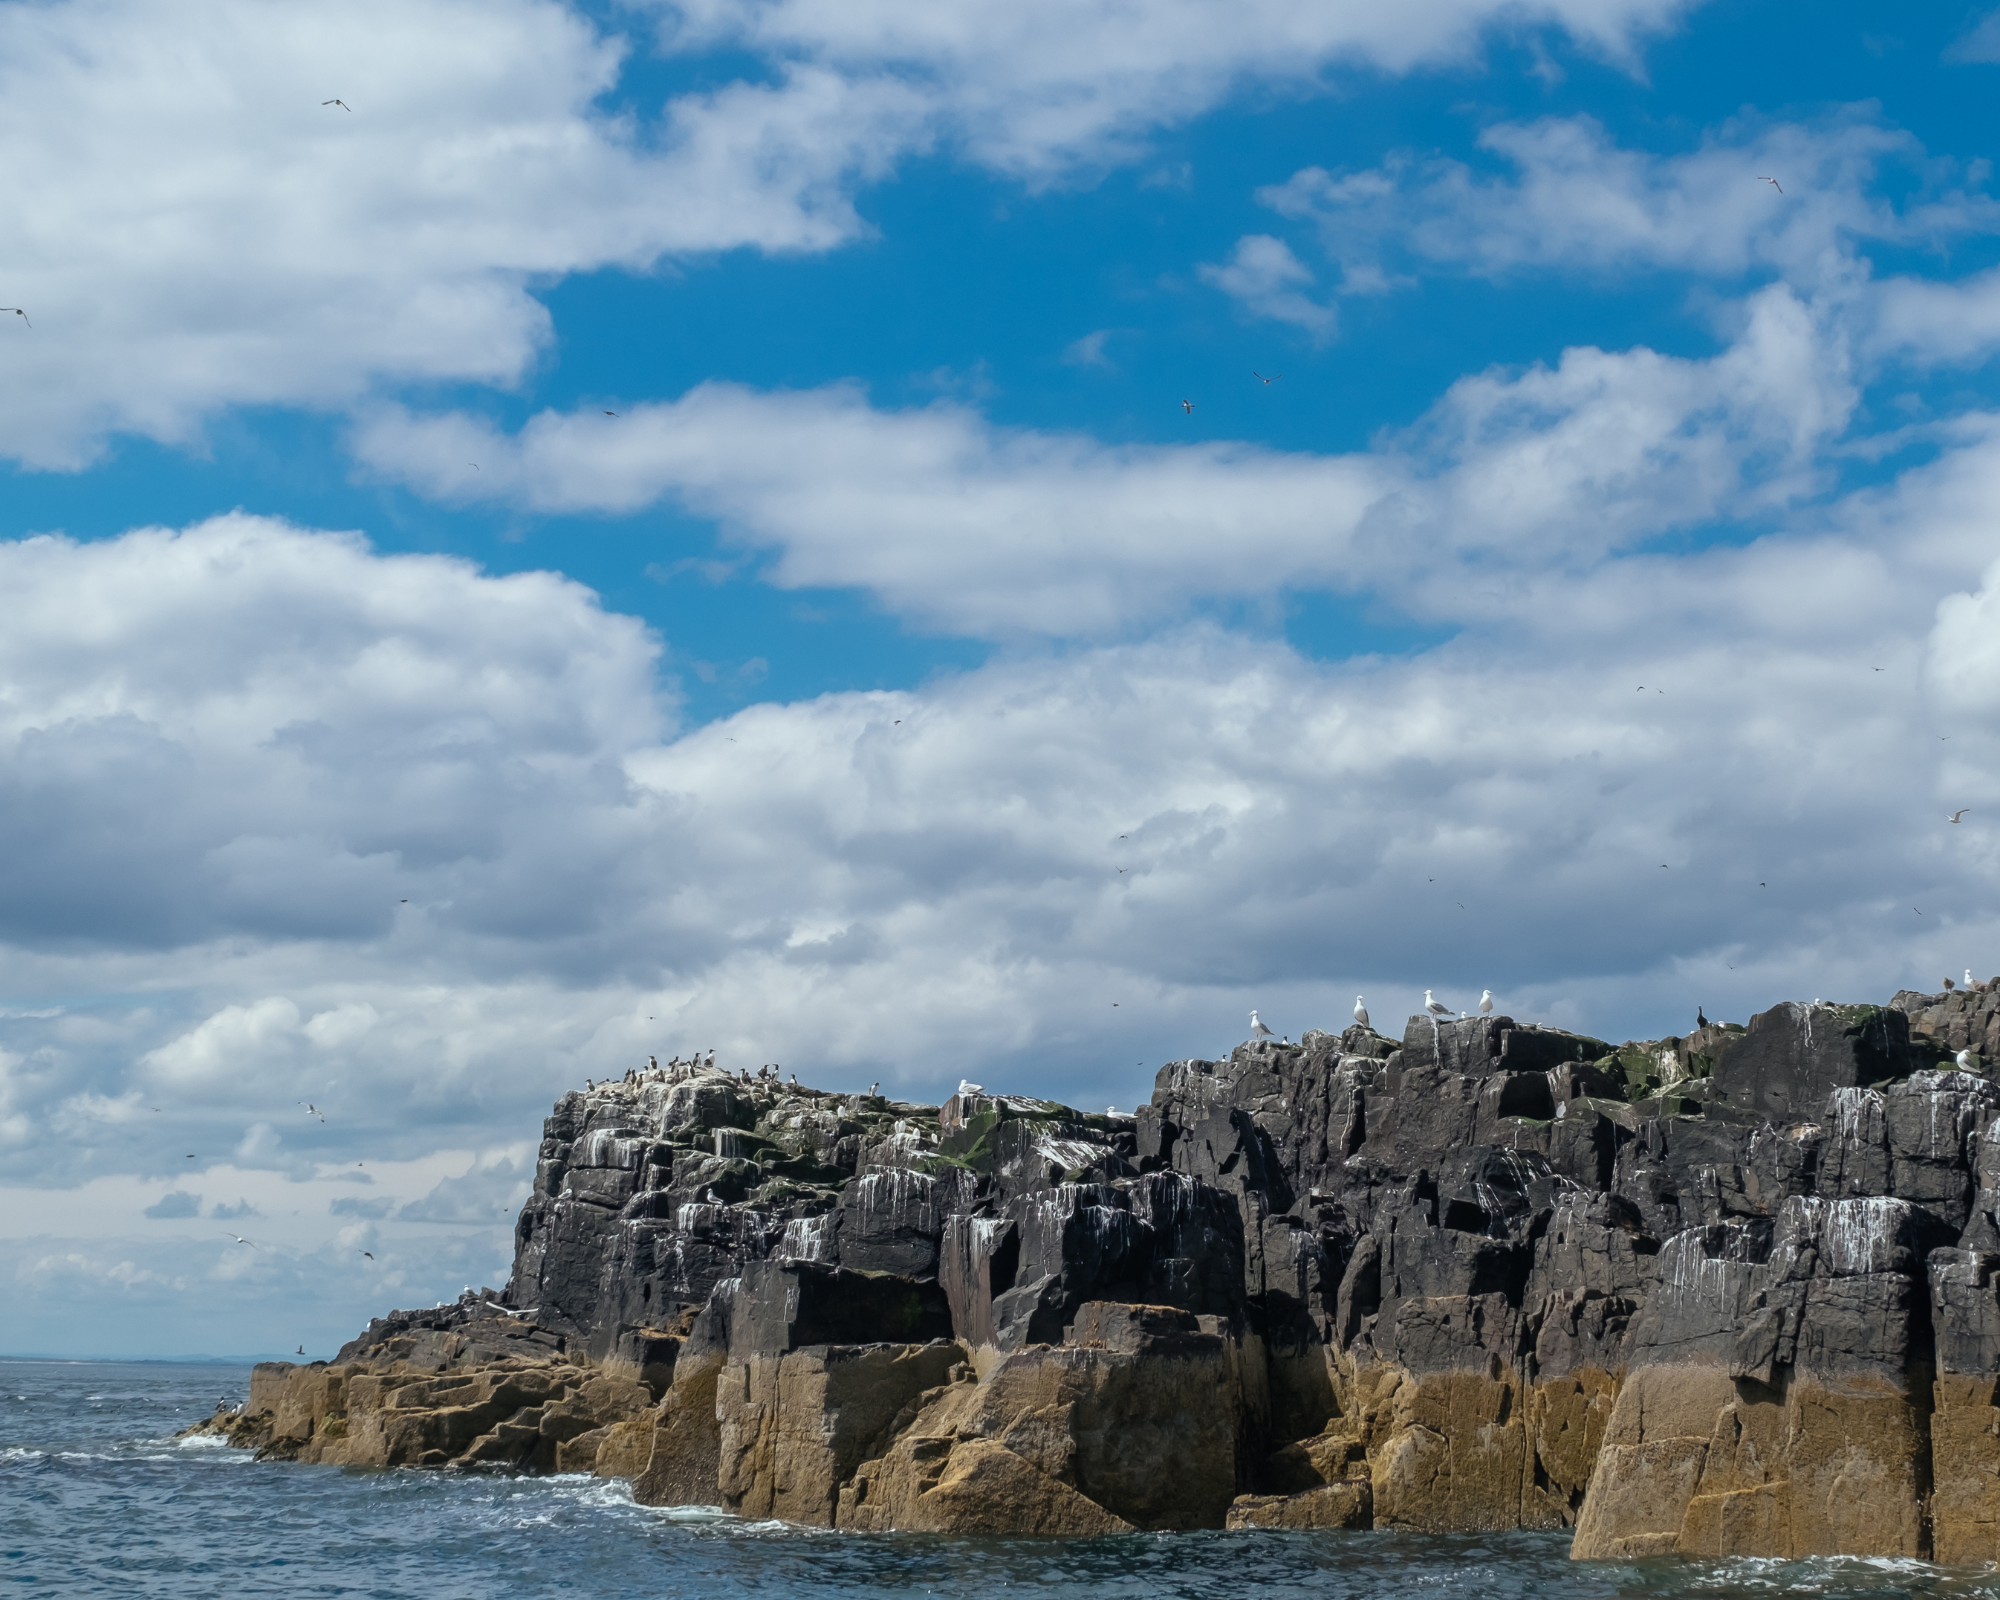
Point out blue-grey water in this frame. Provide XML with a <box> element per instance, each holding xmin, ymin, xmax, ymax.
<box><xmin>5</xmin><ymin>1358</ymin><xmax>1998</xmax><ymax>1600</ymax></box>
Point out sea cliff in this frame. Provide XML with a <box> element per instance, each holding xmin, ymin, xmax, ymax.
<box><xmin>199</xmin><ymin>982</ymin><xmax>2000</xmax><ymax>1555</ymax></box>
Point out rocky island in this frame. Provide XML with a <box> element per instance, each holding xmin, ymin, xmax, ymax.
<box><xmin>197</xmin><ymin>982</ymin><xmax>2000</xmax><ymax>1558</ymax></box>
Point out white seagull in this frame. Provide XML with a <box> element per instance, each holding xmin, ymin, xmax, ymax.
<box><xmin>1249</xmin><ymin>1010</ymin><xmax>1276</xmax><ymax>1040</ymax></box>
<box><xmin>1959</xmin><ymin>1049</ymin><xmax>1978</xmax><ymax>1070</ymax></box>
<box><xmin>1479</xmin><ymin>990</ymin><xmax>1494</xmax><ymax>1016</ymax></box>
<box><xmin>957</xmin><ymin>1078</ymin><xmax>984</xmax><ymax>1097</ymax></box>
<box><xmin>1353</xmin><ymin>996</ymin><xmax>1370</xmax><ymax>1030</ymax></box>
<box><xmin>1424</xmin><ymin>991</ymin><xmax>1451</xmax><ymax>1019</ymax></box>
<box><xmin>1949</xmin><ymin>809</ymin><xmax>1969</xmax><ymax>823</ymax></box>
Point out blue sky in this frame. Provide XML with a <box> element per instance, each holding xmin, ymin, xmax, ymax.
<box><xmin>4</xmin><ymin>0</ymin><xmax>2000</xmax><ymax>1354</ymax></box>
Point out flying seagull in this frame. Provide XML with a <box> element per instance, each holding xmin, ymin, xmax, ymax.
<box><xmin>221</xmin><ymin>1232</ymin><xmax>255</xmax><ymax>1247</ymax></box>
<box><xmin>2</xmin><ymin>308</ymin><xmax>28</xmax><ymax>327</ymax></box>
<box><xmin>322</xmin><ymin>98</ymin><xmax>350</xmax><ymax>111</ymax></box>
<box><xmin>1949</xmin><ymin>810</ymin><xmax>1970</xmax><ymax>823</ymax></box>
<box><xmin>361</xmin><ymin>1250</ymin><xmax>374</xmax><ymax>1259</ymax></box>
<box><xmin>1758</xmin><ymin>176</ymin><xmax>1782</xmax><ymax>192</ymax></box>
<box><xmin>1353</xmin><ymin>996</ymin><xmax>1370</xmax><ymax>1029</ymax></box>
<box><xmin>1181</xmin><ymin>399</ymin><xmax>1193</xmax><ymax>414</ymax></box>
<box><xmin>1424</xmin><ymin>991</ymin><xmax>1451</xmax><ymax>1019</ymax></box>
<box><xmin>1253</xmin><ymin>371</ymin><xmax>1280</xmax><ymax>384</ymax></box>
<box><xmin>1249</xmin><ymin>1010</ymin><xmax>1276</xmax><ymax>1039</ymax></box>
<box><xmin>1479</xmin><ymin>990</ymin><xmax>1494</xmax><ymax>1016</ymax></box>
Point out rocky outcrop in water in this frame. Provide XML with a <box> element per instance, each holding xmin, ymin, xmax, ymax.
<box><xmin>216</xmin><ymin>981</ymin><xmax>2000</xmax><ymax>1556</ymax></box>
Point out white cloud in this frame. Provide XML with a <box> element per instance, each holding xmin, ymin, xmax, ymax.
<box><xmin>0</xmin><ymin>0</ymin><xmax>1713</xmax><ymax>469</ymax></box>
<box><xmin>9</xmin><ymin>415</ymin><xmax>2000</xmax><ymax>1345</ymax></box>
<box><xmin>654</xmin><ymin>0</ymin><xmax>1706</xmax><ymax>179</ymax></box>
<box><xmin>0</xmin><ymin>0</ymin><xmax>932</xmax><ymax>467</ymax></box>
<box><xmin>1868</xmin><ymin>265</ymin><xmax>2000</xmax><ymax>367</ymax></box>
<box><xmin>1196</xmin><ymin>235</ymin><xmax>1335</xmax><ymax>335</ymax></box>
<box><xmin>353</xmin><ymin>283</ymin><xmax>1847</xmax><ymax>636</ymax></box>
<box><xmin>1243</xmin><ymin>111</ymin><xmax>1998</xmax><ymax>303</ymax></box>
<box><xmin>1945</xmin><ymin>7</ymin><xmax>2000</xmax><ymax>63</ymax></box>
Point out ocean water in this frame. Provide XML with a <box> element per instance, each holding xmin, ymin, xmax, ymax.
<box><xmin>5</xmin><ymin>1359</ymin><xmax>1999</xmax><ymax>1600</ymax></box>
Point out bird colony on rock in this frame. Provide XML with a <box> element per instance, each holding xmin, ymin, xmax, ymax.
<box><xmin>198</xmin><ymin>979</ymin><xmax>2000</xmax><ymax>1555</ymax></box>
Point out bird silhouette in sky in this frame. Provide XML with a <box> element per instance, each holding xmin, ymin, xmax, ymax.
<box><xmin>1758</xmin><ymin>176</ymin><xmax>1782</xmax><ymax>192</ymax></box>
<box><xmin>361</xmin><ymin>1250</ymin><xmax>374</xmax><ymax>1259</ymax></box>
<box><xmin>1949</xmin><ymin>810</ymin><xmax>1970</xmax><ymax>823</ymax></box>
<box><xmin>221</xmin><ymin>1232</ymin><xmax>255</xmax><ymax>1247</ymax></box>
<box><xmin>1181</xmin><ymin>399</ymin><xmax>1193</xmax><ymax>414</ymax></box>
<box><xmin>603</xmin><ymin>410</ymin><xmax>618</xmax><ymax>417</ymax></box>
<box><xmin>2</xmin><ymin>308</ymin><xmax>28</xmax><ymax>327</ymax></box>
<box><xmin>1253</xmin><ymin>371</ymin><xmax>1280</xmax><ymax>384</ymax></box>
<box><xmin>322</xmin><ymin>98</ymin><xmax>350</xmax><ymax>111</ymax></box>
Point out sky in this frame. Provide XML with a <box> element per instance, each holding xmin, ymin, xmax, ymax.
<box><xmin>4</xmin><ymin>0</ymin><xmax>2000</xmax><ymax>1358</ymax></box>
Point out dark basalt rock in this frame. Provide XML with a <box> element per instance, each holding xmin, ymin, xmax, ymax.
<box><xmin>251</xmin><ymin>976</ymin><xmax>2000</xmax><ymax>1554</ymax></box>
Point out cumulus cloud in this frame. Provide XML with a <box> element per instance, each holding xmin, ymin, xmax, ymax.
<box><xmin>0</xmin><ymin>0</ymin><xmax>931</xmax><ymax>467</ymax></box>
<box><xmin>652</xmin><ymin>0</ymin><xmax>1705</xmax><ymax>178</ymax></box>
<box><xmin>8</xmin><ymin>391</ymin><xmax>2000</xmax><ymax>1347</ymax></box>
<box><xmin>1196</xmin><ymin>235</ymin><xmax>1335</xmax><ymax>335</ymax></box>
<box><xmin>143</xmin><ymin>1191</ymin><xmax>201</xmax><ymax>1219</ymax></box>
<box><xmin>0</xmin><ymin>513</ymin><xmax>668</xmax><ymax>954</ymax></box>
<box><xmin>0</xmin><ymin>0</ymin><xmax>1711</xmax><ymax>468</ymax></box>
<box><xmin>1</xmin><ymin>482</ymin><xmax>1997</xmax><ymax>1192</ymax></box>
<box><xmin>400</xmin><ymin>1152</ymin><xmax>534</xmax><ymax>1224</ymax></box>
<box><xmin>353</xmin><ymin>284</ymin><xmax>1848</xmax><ymax>636</ymax></box>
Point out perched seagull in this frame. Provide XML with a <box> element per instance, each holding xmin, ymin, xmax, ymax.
<box><xmin>1959</xmin><ymin>1049</ymin><xmax>1978</xmax><ymax>1070</ymax></box>
<box><xmin>322</xmin><ymin>98</ymin><xmax>350</xmax><ymax>111</ymax></box>
<box><xmin>1253</xmin><ymin>371</ymin><xmax>1281</xmax><ymax>384</ymax></box>
<box><xmin>957</xmin><ymin>1078</ymin><xmax>984</xmax><ymax>1097</ymax></box>
<box><xmin>1249</xmin><ymin>1010</ymin><xmax>1276</xmax><ymax>1039</ymax></box>
<box><xmin>2</xmin><ymin>308</ymin><xmax>28</xmax><ymax>327</ymax></box>
<box><xmin>1424</xmin><ymin>991</ymin><xmax>1451</xmax><ymax>1019</ymax></box>
<box><xmin>1479</xmin><ymin>990</ymin><xmax>1494</xmax><ymax>1016</ymax></box>
<box><xmin>1180</xmin><ymin>399</ymin><xmax>1193</xmax><ymax>414</ymax></box>
<box><xmin>1353</xmin><ymin>996</ymin><xmax>1370</xmax><ymax>1030</ymax></box>
<box><xmin>1950</xmin><ymin>810</ymin><xmax>1970</xmax><ymax>823</ymax></box>
<box><xmin>1758</xmin><ymin>175</ymin><xmax>1782</xmax><ymax>192</ymax></box>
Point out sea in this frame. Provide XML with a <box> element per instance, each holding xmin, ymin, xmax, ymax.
<box><xmin>5</xmin><ymin>1358</ymin><xmax>1998</xmax><ymax>1600</ymax></box>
